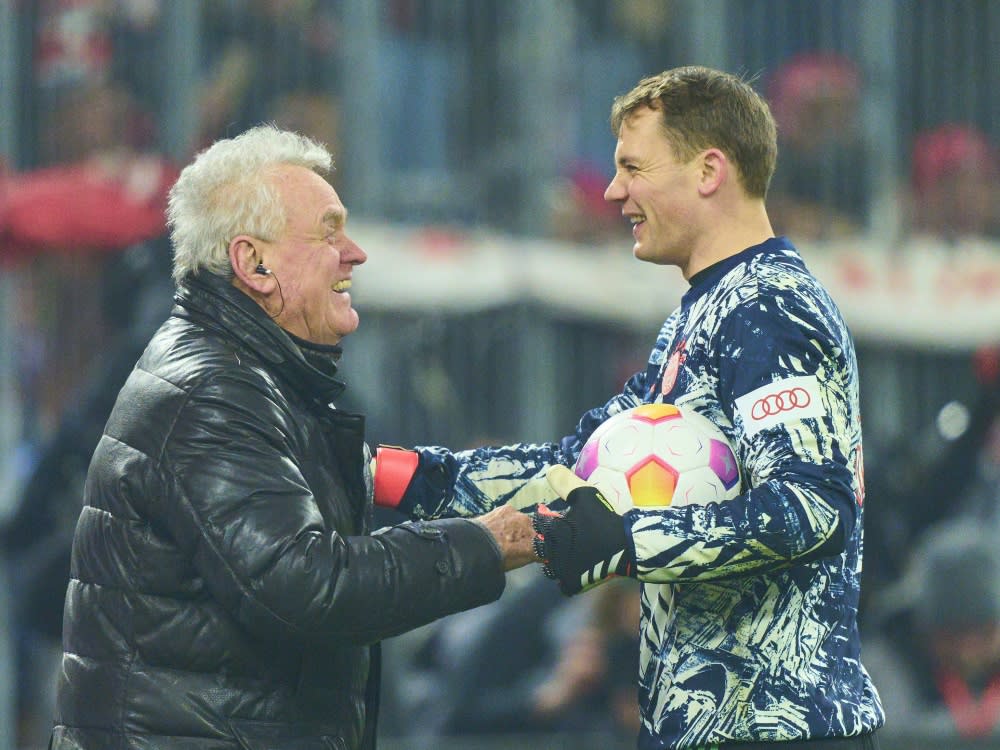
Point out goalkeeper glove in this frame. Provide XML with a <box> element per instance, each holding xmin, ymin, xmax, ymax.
<box><xmin>532</xmin><ymin>465</ymin><xmax>635</xmax><ymax>595</ymax></box>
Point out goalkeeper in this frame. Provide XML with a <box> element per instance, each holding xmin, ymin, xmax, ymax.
<box><xmin>374</xmin><ymin>66</ymin><xmax>884</xmax><ymax>750</ymax></box>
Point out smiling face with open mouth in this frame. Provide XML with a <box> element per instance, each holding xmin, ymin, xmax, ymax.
<box><xmin>603</xmin><ymin>106</ymin><xmax>704</xmax><ymax>273</ymax></box>
<box><xmin>260</xmin><ymin>164</ymin><xmax>367</xmax><ymax>345</ymax></box>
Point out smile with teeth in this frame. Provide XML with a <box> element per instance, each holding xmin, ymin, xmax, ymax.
<box><xmin>332</xmin><ymin>280</ymin><xmax>352</xmax><ymax>292</ymax></box>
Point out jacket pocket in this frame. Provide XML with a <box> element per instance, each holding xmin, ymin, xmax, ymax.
<box><xmin>228</xmin><ymin>719</ymin><xmax>347</xmax><ymax>750</ymax></box>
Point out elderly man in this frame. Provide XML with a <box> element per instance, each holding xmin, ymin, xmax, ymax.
<box><xmin>49</xmin><ymin>125</ymin><xmax>537</xmax><ymax>749</ymax></box>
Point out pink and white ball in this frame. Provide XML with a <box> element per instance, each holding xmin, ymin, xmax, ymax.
<box><xmin>574</xmin><ymin>403</ymin><xmax>741</xmax><ymax>514</ymax></box>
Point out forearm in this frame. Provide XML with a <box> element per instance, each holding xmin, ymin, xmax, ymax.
<box><xmin>628</xmin><ymin>476</ymin><xmax>848</xmax><ymax>584</ymax></box>
<box><xmin>375</xmin><ymin>442</ymin><xmax>566</xmax><ymax>518</ymax></box>
<box><xmin>209</xmin><ymin>518</ymin><xmax>508</xmax><ymax>646</ymax></box>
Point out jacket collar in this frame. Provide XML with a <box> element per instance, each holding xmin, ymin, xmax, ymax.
<box><xmin>173</xmin><ymin>272</ymin><xmax>346</xmax><ymax>404</ymax></box>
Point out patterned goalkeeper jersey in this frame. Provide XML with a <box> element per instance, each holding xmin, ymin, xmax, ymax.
<box><xmin>394</xmin><ymin>237</ymin><xmax>885</xmax><ymax>748</ymax></box>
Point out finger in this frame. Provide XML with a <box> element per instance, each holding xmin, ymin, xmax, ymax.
<box><xmin>531</xmin><ymin>505</ymin><xmax>557</xmax><ymax>541</ymax></box>
<box><xmin>532</xmin><ymin>525</ymin><xmax>548</xmax><ymax>563</ymax></box>
<box><xmin>546</xmin><ymin>464</ymin><xmax>588</xmax><ymax>500</ymax></box>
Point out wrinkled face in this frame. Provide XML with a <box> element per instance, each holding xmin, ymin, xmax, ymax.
<box><xmin>604</xmin><ymin>107</ymin><xmax>703</xmax><ymax>270</ymax></box>
<box><xmin>259</xmin><ymin>165</ymin><xmax>367</xmax><ymax>345</ymax></box>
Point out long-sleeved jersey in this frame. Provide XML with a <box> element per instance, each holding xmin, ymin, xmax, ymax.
<box><xmin>393</xmin><ymin>237</ymin><xmax>885</xmax><ymax>748</ymax></box>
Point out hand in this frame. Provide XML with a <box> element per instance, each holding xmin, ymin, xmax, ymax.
<box><xmin>475</xmin><ymin>504</ymin><xmax>541</xmax><ymax>571</ymax></box>
<box><xmin>532</xmin><ymin>465</ymin><xmax>635</xmax><ymax>595</ymax></box>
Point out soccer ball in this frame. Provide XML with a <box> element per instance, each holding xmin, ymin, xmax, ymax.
<box><xmin>574</xmin><ymin>403</ymin><xmax>741</xmax><ymax>513</ymax></box>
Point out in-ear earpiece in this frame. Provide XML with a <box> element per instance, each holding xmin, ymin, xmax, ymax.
<box><xmin>255</xmin><ymin>263</ymin><xmax>271</xmax><ymax>275</ymax></box>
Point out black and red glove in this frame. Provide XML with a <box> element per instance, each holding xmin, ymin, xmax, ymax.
<box><xmin>532</xmin><ymin>465</ymin><xmax>636</xmax><ymax>595</ymax></box>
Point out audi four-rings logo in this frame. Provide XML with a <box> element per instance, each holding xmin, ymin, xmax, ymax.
<box><xmin>750</xmin><ymin>387</ymin><xmax>812</xmax><ymax>420</ymax></box>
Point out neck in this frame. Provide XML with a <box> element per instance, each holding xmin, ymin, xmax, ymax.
<box><xmin>684</xmin><ymin>201</ymin><xmax>774</xmax><ymax>279</ymax></box>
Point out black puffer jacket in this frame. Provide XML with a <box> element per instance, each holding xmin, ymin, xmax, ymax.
<box><xmin>51</xmin><ymin>273</ymin><xmax>506</xmax><ymax>750</ymax></box>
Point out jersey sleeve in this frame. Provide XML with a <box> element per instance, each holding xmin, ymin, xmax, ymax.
<box><xmin>625</xmin><ymin>286</ymin><xmax>861</xmax><ymax>583</ymax></box>
<box><xmin>393</xmin><ymin>366</ymin><xmax>657</xmax><ymax>519</ymax></box>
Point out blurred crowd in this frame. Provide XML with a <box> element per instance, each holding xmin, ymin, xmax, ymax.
<box><xmin>2</xmin><ymin>1</ymin><xmax>1000</xmax><ymax>748</ymax></box>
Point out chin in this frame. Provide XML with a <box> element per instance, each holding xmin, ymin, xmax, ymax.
<box><xmin>634</xmin><ymin>246</ymin><xmax>657</xmax><ymax>264</ymax></box>
<box><xmin>333</xmin><ymin>317</ymin><xmax>360</xmax><ymax>341</ymax></box>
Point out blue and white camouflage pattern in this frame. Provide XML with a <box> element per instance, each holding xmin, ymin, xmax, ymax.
<box><xmin>395</xmin><ymin>237</ymin><xmax>884</xmax><ymax>748</ymax></box>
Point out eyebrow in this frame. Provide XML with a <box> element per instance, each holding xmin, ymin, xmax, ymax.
<box><xmin>323</xmin><ymin>207</ymin><xmax>347</xmax><ymax>228</ymax></box>
<box><xmin>613</xmin><ymin>144</ymin><xmax>634</xmax><ymax>168</ymax></box>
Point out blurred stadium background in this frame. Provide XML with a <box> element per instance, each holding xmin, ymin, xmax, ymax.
<box><xmin>2</xmin><ymin>1</ymin><xmax>1000</xmax><ymax>748</ymax></box>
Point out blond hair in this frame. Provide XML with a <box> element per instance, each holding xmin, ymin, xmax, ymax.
<box><xmin>610</xmin><ymin>66</ymin><xmax>778</xmax><ymax>198</ymax></box>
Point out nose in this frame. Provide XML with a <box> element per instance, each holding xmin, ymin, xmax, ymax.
<box><xmin>604</xmin><ymin>174</ymin><xmax>626</xmax><ymax>203</ymax></box>
<box><xmin>341</xmin><ymin>234</ymin><xmax>367</xmax><ymax>265</ymax></box>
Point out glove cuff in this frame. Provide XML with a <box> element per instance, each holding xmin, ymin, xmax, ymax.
<box><xmin>373</xmin><ymin>446</ymin><xmax>419</xmax><ymax>509</ymax></box>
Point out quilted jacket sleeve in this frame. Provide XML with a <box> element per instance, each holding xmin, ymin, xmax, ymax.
<box><xmin>151</xmin><ymin>368</ymin><xmax>506</xmax><ymax>646</ymax></box>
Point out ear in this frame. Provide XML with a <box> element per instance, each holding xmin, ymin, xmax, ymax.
<box><xmin>229</xmin><ymin>235</ymin><xmax>273</xmax><ymax>293</ymax></box>
<box><xmin>697</xmin><ymin>148</ymin><xmax>727</xmax><ymax>197</ymax></box>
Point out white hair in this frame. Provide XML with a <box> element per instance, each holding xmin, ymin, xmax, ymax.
<box><xmin>167</xmin><ymin>124</ymin><xmax>333</xmax><ymax>283</ymax></box>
